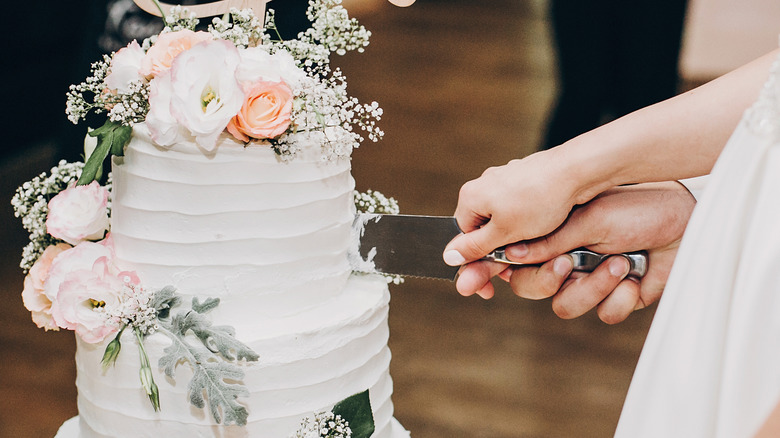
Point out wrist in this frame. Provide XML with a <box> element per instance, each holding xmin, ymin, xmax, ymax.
<box><xmin>548</xmin><ymin>136</ymin><xmax>621</xmax><ymax>206</ymax></box>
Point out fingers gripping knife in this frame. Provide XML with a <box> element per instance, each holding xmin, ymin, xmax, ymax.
<box><xmin>353</xmin><ymin>214</ymin><xmax>648</xmax><ymax>281</ymax></box>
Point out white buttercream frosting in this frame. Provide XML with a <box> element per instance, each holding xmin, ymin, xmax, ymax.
<box><xmin>63</xmin><ymin>125</ymin><xmax>409</xmax><ymax>438</ymax></box>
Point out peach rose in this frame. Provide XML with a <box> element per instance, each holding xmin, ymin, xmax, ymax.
<box><xmin>140</xmin><ymin>30</ymin><xmax>212</xmax><ymax>77</ymax></box>
<box><xmin>105</xmin><ymin>40</ymin><xmax>145</xmax><ymax>93</ymax></box>
<box><xmin>21</xmin><ymin>243</ymin><xmax>72</xmax><ymax>331</ymax></box>
<box><xmin>227</xmin><ymin>80</ymin><xmax>293</xmax><ymax>142</ymax></box>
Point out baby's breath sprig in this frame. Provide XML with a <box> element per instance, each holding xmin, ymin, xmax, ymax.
<box><xmin>303</xmin><ymin>0</ymin><xmax>371</xmax><ymax>56</ymax></box>
<box><xmin>107</xmin><ymin>80</ymin><xmax>150</xmax><ymax>124</ymax></box>
<box><xmin>11</xmin><ymin>160</ymin><xmax>113</xmax><ymax>272</ymax></box>
<box><xmin>282</xmin><ymin>64</ymin><xmax>382</xmax><ymax>161</ymax></box>
<box><xmin>66</xmin><ymin>56</ymin><xmax>113</xmax><ymax>125</ymax></box>
<box><xmin>354</xmin><ymin>190</ymin><xmax>399</xmax><ymax>215</ymax></box>
<box><xmin>11</xmin><ymin>160</ymin><xmax>84</xmax><ymax>272</ymax></box>
<box><xmin>66</xmin><ymin>55</ymin><xmax>149</xmax><ymax>127</ymax></box>
<box><xmin>291</xmin><ymin>411</ymin><xmax>352</xmax><ymax>438</ymax></box>
<box><xmin>211</xmin><ymin>8</ymin><xmax>264</xmax><ymax>48</ymax></box>
<box><xmin>291</xmin><ymin>390</ymin><xmax>374</xmax><ymax>438</ymax></box>
<box><xmin>162</xmin><ymin>5</ymin><xmax>199</xmax><ymax>33</ymax></box>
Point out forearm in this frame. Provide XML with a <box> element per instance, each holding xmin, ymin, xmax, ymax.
<box><xmin>555</xmin><ymin>48</ymin><xmax>778</xmax><ymax>205</ymax></box>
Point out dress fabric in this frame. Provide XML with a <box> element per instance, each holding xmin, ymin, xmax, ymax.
<box><xmin>614</xmin><ymin>53</ymin><xmax>780</xmax><ymax>437</ymax></box>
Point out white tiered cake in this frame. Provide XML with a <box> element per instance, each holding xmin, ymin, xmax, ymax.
<box><xmin>8</xmin><ymin>2</ymin><xmax>409</xmax><ymax>436</ymax></box>
<box><xmin>54</xmin><ymin>127</ymin><xmax>409</xmax><ymax>437</ymax></box>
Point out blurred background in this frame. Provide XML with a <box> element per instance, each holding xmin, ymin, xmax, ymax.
<box><xmin>2</xmin><ymin>0</ymin><xmax>779</xmax><ymax>436</ymax></box>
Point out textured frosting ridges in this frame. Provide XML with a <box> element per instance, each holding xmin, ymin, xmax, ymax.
<box><xmin>110</xmin><ymin>126</ymin><xmax>355</xmax><ymax>309</ymax></box>
<box><xmin>71</xmin><ymin>125</ymin><xmax>407</xmax><ymax>437</ymax></box>
<box><xmin>75</xmin><ymin>276</ymin><xmax>398</xmax><ymax>438</ymax></box>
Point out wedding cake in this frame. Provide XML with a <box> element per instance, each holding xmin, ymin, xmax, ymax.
<box><xmin>12</xmin><ymin>3</ymin><xmax>409</xmax><ymax>437</ymax></box>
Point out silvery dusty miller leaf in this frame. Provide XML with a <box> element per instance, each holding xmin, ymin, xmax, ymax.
<box><xmin>155</xmin><ymin>291</ymin><xmax>259</xmax><ymax>426</ymax></box>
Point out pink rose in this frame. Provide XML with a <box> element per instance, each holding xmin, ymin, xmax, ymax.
<box><xmin>140</xmin><ymin>30</ymin><xmax>212</xmax><ymax>78</ymax></box>
<box><xmin>46</xmin><ymin>181</ymin><xmax>109</xmax><ymax>246</ymax></box>
<box><xmin>47</xmin><ymin>241</ymin><xmax>140</xmax><ymax>344</ymax></box>
<box><xmin>106</xmin><ymin>40</ymin><xmax>146</xmax><ymax>94</ymax></box>
<box><xmin>146</xmin><ymin>70</ymin><xmax>181</xmax><ymax>146</ymax></box>
<box><xmin>21</xmin><ymin>243</ymin><xmax>72</xmax><ymax>331</ymax></box>
<box><xmin>227</xmin><ymin>80</ymin><xmax>293</xmax><ymax>142</ymax></box>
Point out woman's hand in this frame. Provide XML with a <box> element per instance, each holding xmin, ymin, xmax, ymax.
<box><xmin>443</xmin><ymin>148</ymin><xmax>591</xmax><ymax>268</ymax></box>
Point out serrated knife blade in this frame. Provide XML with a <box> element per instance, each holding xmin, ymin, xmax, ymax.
<box><xmin>352</xmin><ymin>214</ymin><xmax>648</xmax><ymax>281</ymax></box>
<box><xmin>354</xmin><ymin>214</ymin><xmax>462</xmax><ymax>280</ymax></box>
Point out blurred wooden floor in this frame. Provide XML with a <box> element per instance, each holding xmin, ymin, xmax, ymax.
<box><xmin>0</xmin><ymin>1</ymin><xmax>655</xmax><ymax>436</ymax></box>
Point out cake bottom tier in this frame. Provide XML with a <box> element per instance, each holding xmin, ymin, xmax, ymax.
<box><xmin>55</xmin><ymin>416</ymin><xmax>410</xmax><ymax>438</ymax></box>
<box><xmin>65</xmin><ymin>275</ymin><xmax>408</xmax><ymax>437</ymax></box>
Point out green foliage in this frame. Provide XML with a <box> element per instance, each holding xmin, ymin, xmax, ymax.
<box><xmin>78</xmin><ymin>120</ymin><xmax>132</xmax><ymax>186</ymax></box>
<box><xmin>333</xmin><ymin>390</ymin><xmax>375</xmax><ymax>438</ymax></box>
<box><xmin>155</xmin><ymin>295</ymin><xmax>259</xmax><ymax>426</ymax></box>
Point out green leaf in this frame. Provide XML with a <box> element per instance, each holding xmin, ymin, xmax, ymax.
<box><xmin>180</xmin><ymin>303</ymin><xmax>259</xmax><ymax>362</ymax></box>
<box><xmin>149</xmin><ymin>285</ymin><xmax>180</xmax><ymax>321</ymax></box>
<box><xmin>333</xmin><ymin>390</ymin><xmax>375</xmax><ymax>438</ymax></box>
<box><xmin>153</xmin><ymin>290</ymin><xmax>260</xmax><ymax>426</ymax></box>
<box><xmin>78</xmin><ymin>128</ymin><xmax>111</xmax><ymax>185</ymax></box>
<box><xmin>77</xmin><ymin>120</ymin><xmax>132</xmax><ymax>186</ymax></box>
<box><xmin>110</xmin><ymin>123</ymin><xmax>133</xmax><ymax>156</ymax></box>
<box><xmin>192</xmin><ymin>297</ymin><xmax>220</xmax><ymax>314</ymax></box>
<box><xmin>157</xmin><ymin>323</ymin><xmax>252</xmax><ymax>425</ymax></box>
<box><xmin>187</xmin><ymin>359</ymin><xmax>250</xmax><ymax>425</ymax></box>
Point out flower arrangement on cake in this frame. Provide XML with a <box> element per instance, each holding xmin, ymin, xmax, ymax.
<box><xmin>12</xmin><ymin>1</ymin><xmax>399</xmax><ymax>436</ymax></box>
<box><xmin>66</xmin><ymin>0</ymin><xmax>384</xmax><ymax>185</ymax></box>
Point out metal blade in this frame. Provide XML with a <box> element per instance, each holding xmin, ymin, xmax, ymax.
<box><xmin>354</xmin><ymin>214</ymin><xmax>462</xmax><ymax>280</ymax></box>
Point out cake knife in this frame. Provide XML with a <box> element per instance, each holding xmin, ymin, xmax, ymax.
<box><xmin>353</xmin><ymin>214</ymin><xmax>647</xmax><ymax>281</ymax></box>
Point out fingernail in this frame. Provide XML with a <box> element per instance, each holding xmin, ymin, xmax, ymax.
<box><xmin>609</xmin><ymin>257</ymin><xmax>629</xmax><ymax>277</ymax></box>
<box><xmin>443</xmin><ymin>250</ymin><xmax>466</xmax><ymax>266</ymax></box>
<box><xmin>507</xmin><ymin>243</ymin><xmax>528</xmax><ymax>258</ymax></box>
<box><xmin>553</xmin><ymin>256</ymin><xmax>572</xmax><ymax>277</ymax></box>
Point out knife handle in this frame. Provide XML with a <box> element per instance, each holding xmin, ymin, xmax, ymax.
<box><xmin>484</xmin><ymin>249</ymin><xmax>648</xmax><ymax>278</ymax></box>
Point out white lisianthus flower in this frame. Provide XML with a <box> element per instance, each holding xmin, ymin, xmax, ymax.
<box><xmin>105</xmin><ymin>40</ymin><xmax>146</xmax><ymax>94</ymax></box>
<box><xmin>168</xmin><ymin>39</ymin><xmax>245</xmax><ymax>150</ymax></box>
<box><xmin>46</xmin><ymin>181</ymin><xmax>110</xmax><ymax>246</ymax></box>
<box><xmin>146</xmin><ymin>70</ymin><xmax>181</xmax><ymax>146</ymax></box>
<box><xmin>236</xmin><ymin>47</ymin><xmax>306</xmax><ymax>89</ymax></box>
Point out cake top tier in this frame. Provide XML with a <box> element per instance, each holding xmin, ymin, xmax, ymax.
<box><xmin>66</xmin><ymin>1</ymin><xmax>384</xmax><ymax>187</ymax></box>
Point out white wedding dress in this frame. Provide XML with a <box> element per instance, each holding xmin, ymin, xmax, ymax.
<box><xmin>614</xmin><ymin>53</ymin><xmax>780</xmax><ymax>436</ymax></box>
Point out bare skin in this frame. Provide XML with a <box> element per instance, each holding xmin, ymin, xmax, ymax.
<box><xmin>455</xmin><ymin>181</ymin><xmax>695</xmax><ymax>324</ymax></box>
<box><xmin>443</xmin><ymin>49</ymin><xmax>780</xmax><ymax>433</ymax></box>
<box><xmin>443</xmin><ymin>49</ymin><xmax>776</xmax><ymax>269</ymax></box>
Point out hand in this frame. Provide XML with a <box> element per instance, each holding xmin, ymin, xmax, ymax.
<box><xmin>444</xmin><ymin>148</ymin><xmax>590</xmax><ymax>268</ymax></box>
<box><xmin>456</xmin><ymin>181</ymin><xmax>696</xmax><ymax>323</ymax></box>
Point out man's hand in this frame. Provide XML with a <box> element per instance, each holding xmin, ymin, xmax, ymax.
<box><xmin>455</xmin><ymin>181</ymin><xmax>696</xmax><ymax>323</ymax></box>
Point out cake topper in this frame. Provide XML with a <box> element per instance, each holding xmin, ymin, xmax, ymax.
<box><xmin>133</xmin><ymin>0</ymin><xmax>269</xmax><ymax>17</ymax></box>
<box><xmin>133</xmin><ymin>0</ymin><xmax>414</xmax><ymax>18</ymax></box>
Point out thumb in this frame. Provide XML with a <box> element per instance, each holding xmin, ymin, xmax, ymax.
<box><xmin>443</xmin><ymin>224</ymin><xmax>505</xmax><ymax>266</ymax></box>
